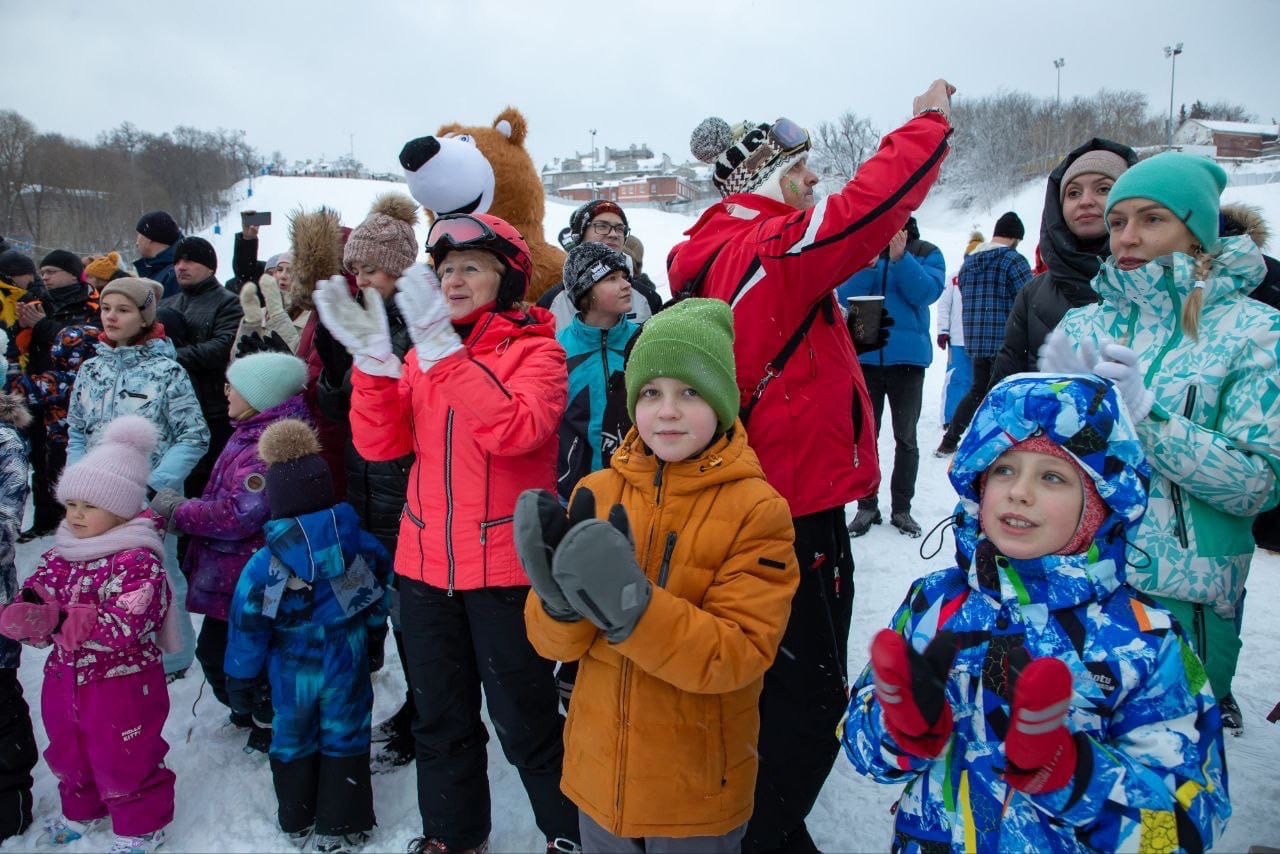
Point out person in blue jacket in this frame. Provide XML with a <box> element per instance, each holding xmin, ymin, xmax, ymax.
<box><xmin>224</xmin><ymin>418</ymin><xmax>391</xmax><ymax>854</ymax></box>
<box><xmin>841</xmin><ymin>373</ymin><xmax>1229</xmax><ymax>852</ymax></box>
<box><xmin>838</xmin><ymin>217</ymin><xmax>944</xmax><ymax>538</ymax></box>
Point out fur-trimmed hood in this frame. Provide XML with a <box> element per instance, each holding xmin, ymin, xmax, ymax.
<box><xmin>0</xmin><ymin>390</ymin><xmax>30</xmax><ymax>429</ymax></box>
<box><xmin>288</xmin><ymin>206</ymin><xmax>346</xmax><ymax>310</ymax></box>
<box><xmin>1221</xmin><ymin>202</ymin><xmax>1271</xmax><ymax>249</ymax></box>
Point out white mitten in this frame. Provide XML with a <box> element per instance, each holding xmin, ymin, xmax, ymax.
<box><xmin>238</xmin><ymin>280</ymin><xmax>264</xmax><ymax>326</ymax></box>
<box><xmin>395</xmin><ymin>263</ymin><xmax>463</xmax><ymax>372</ymax></box>
<box><xmin>1037</xmin><ymin>328</ymin><xmax>1099</xmax><ymax>376</ymax></box>
<box><xmin>259</xmin><ymin>274</ymin><xmax>286</xmax><ymax>320</ymax></box>
<box><xmin>312</xmin><ymin>275</ymin><xmax>401</xmax><ymax>378</ymax></box>
<box><xmin>1094</xmin><ymin>342</ymin><xmax>1155</xmax><ymax>422</ymax></box>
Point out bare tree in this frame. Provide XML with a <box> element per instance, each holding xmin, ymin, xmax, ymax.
<box><xmin>1188</xmin><ymin>100</ymin><xmax>1258</xmax><ymax>123</ymax></box>
<box><xmin>810</xmin><ymin>111</ymin><xmax>881</xmax><ymax>183</ymax></box>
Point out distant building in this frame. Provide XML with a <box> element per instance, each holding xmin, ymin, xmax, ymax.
<box><xmin>1173</xmin><ymin>119</ymin><xmax>1280</xmax><ymax>160</ymax></box>
<box><xmin>541</xmin><ymin>142</ymin><xmax>717</xmax><ymax>206</ymax></box>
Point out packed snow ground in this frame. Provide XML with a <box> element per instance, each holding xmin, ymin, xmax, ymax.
<box><xmin>6</xmin><ymin>175</ymin><xmax>1279</xmax><ymax>852</ymax></box>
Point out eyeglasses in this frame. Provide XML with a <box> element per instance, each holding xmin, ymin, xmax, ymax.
<box><xmin>589</xmin><ymin>220</ymin><xmax>629</xmax><ymax>238</ymax></box>
<box><xmin>768</xmin><ymin>117</ymin><xmax>809</xmax><ymax>156</ymax></box>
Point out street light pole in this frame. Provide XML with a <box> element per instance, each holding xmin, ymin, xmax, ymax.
<box><xmin>589</xmin><ymin>128</ymin><xmax>597</xmax><ymax>200</ymax></box>
<box><xmin>1053</xmin><ymin>58</ymin><xmax>1065</xmax><ymax>105</ymax></box>
<box><xmin>1164</xmin><ymin>42</ymin><xmax>1183</xmax><ymax>150</ymax></box>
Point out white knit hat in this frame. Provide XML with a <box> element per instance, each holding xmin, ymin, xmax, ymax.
<box><xmin>56</xmin><ymin>415</ymin><xmax>157</xmax><ymax>518</ymax></box>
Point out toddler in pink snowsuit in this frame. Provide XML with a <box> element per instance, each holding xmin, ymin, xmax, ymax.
<box><xmin>0</xmin><ymin>414</ymin><xmax>175</xmax><ymax>853</ymax></box>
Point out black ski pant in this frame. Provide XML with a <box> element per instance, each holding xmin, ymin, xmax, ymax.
<box><xmin>744</xmin><ymin>508</ymin><xmax>854</xmax><ymax>854</ymax></box>
<box><xmin>941</xmin><ymin>355</ymin><xmax>996</xmax><ymax>447</ymax></box>
<box><xmin>399</xmin><ymin>579</ymin><xmax>578</xmax><ymax>850</ymax></box>
<box><xmin>857</xmin><ymin>364</ymin><xmax>925</xmax><ymax>515</ymax></box>
<box><xmin>29</xmin><ymin>426</ymin><xmax>66</xmax><ymax>532</ymax></box>
<box><xmin>0</xmin><ymin>669</ymin><xmax>35</xmax><ymax>841</ymax></box>
<box><xmin>196</xmin><ymin>617</ymin><xmax>231</xmax><ymax>710</ymax></box>
<box><xmin>271</xmin><ymin>751</ymin><xmax>374</xmax><ymax>836</ymax></box>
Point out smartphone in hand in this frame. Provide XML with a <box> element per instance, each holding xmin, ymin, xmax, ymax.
<box><xmin>241</xmin><ymin>211</ymin><xmax>272</xmax><ymax>226</ymax></box>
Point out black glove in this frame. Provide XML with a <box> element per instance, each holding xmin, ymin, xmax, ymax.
<box><xmin>513</xmin><ymin>489</ymin><xmax>589</xmax><ymax>621</ymax></box>
<box><xmin>551</xmin><ymin>488</ymin><xmax>652</xmax><ymax>643</ymax></box>
<box><xmin>936</xmin><ymin>333</ymin><xmax>949</xmax><ymax>351</ymax></box>
<box><xmin>234</xmin><ymin>330</ymin><xmax>293</xmax><ymax>359</ymax></box>
<box><xmin>227</xmin><ymin>675</ymin><xmax>272</xmax><ymax>727</ymax></box>
<box><xmin>312</xmin><ymin>318</ymin><xmax>354</xmax><ymax>386</ymax></box>
<box><xmin>852</xmin><ymin>307</ymin><xmax>894</xmax><ymax>355</ymax></box>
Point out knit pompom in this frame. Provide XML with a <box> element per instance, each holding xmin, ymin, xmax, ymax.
<box><xmin>258</xmin><ymin>419</ymin><xmax>321</xmax><ymax>465</ymax></box>
<box><xmin>690</xmin><ymin>117</ymin><xmax>733</xmax><ymax>164</ymax></box>
<box><xmin>369</xmin><ymin>192</ymin><xmax>420</xmax><ymax>226</ymax></box>
<box><xmin>100</xmin><ymin>415</ymin><xmax>158</xmax><ymax>458</ymax></box>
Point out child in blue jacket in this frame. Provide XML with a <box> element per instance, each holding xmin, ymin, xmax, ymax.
<box><xmin>841</xmin><ymin>373</ymin><xmax>1230</xmax><ymax>851</ymax></box>
<box><xmin>223</xmin><ymin>419</ymin><xmax>391</xmax><ymax>854</ymax></box>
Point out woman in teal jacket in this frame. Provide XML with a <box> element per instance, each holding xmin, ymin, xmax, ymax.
<box><xmin>1047</xmin><ymin>152</ymin><xmax>1280</xmax><ymax>728</ymax></box>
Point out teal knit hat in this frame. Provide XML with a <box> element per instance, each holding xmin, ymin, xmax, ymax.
<box><xmin>625</xmin><ymin>298</ymin><xmax>738</xmax><ymax>432</ymax></box>
<box><xmin>1104</xmin><ymin>152</ymin><xmax>1228</xmax><ymax>252</ymax></box>
<box><xmin>226</xmin><ymin>352</ymin><xmax>307</xmax><ymax>413</ymax></box>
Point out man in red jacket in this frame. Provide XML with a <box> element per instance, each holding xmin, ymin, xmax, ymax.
<box><xmin>669</xmin><ymin>79</ymin><xmax>954</xmax><ymax>853</ymax></box>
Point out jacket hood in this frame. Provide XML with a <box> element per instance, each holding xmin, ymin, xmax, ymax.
<box><xmin>0</xmin><ymin>390</ymin><xmax>31</xmax><ymax>429</ymax></box>
<box><xmin>264</xmin><ymin>501</ymin><xmax>366</xmax><ymax>582</ymax></box>
<box><xmin>947</xmin><ymin>373</ymin><xmax>1150</xmax><ymax>604</ymax></box>
<box><xmin>235</xmin><ymin>393</ymin><xmax>310</xmax><ymax>436</ymax></box>
<box><xmin>609</xmin><ymin>419</ymin><xmax>766</xmax><ymax>498</ymax></box>
<box><xmin>289</xmin><ymin>206</ymin><xmax>345</xmax><ymax>310</ymax></box>
<box><xmin>1094</xmin><ymin>233</ymin><xmax>1267</xmax><ymax>311</ymax></box>
<box><xmin>667</xmin><ymin>194</ymin><xmax>794</xmax><ymax>297</ymax></box>
<box><xmin>1041</xmin><ymin>139</ymin><xmax>1139</xmax><ymax>302</ymax></box>
<box><xmin>1221</xmin><ymin>202</ymin><xmax>1271</xmax><ymax>249</ymax></box>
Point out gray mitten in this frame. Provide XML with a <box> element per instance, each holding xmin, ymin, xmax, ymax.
<box><xmin>552</xmin><ymin>489</ymin><xmax>652</xmax><ymax>643</ymax></box>
<box><xmin>513</xmin><ymin>489</ymin><xmax>582</xmax><ymax>621</ymax></box>
<box><xmin>149</xmin><ymin>487</ymin><xmax>186</xmax><ymax>521</ymax></box>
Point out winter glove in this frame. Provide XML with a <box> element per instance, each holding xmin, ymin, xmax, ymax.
<box><xmin>395</xmin><ymin>263</ymin><xmax>463</xmax><ymax>372</ymax></box>
<box><xmin>239</xmin><ymin>279</ymin><xmax>265</xmax><ymax>326</ymax></box>
<box><xmin>869</xmin><ymin>628</ymin><xmax>958</xmax><ymax>759</ymax></box>
<box><xmin>149</xmin><ymin>488</ymin><xmax>186</xmax><ymax>522</ymax></box>
<box><xmin>936</xmin><ymin>333</ymin><xmax>949</xmax><ymax>351</ymax></box>
<box><xmin>513</xmin><ymin>489</ymin><xmax>584</xmax><ymax>622</ymax></box>
<box><xmin>313</xmin><ymin>275</ymin><xmax>402</xmax><ymax>379</ymax></box>
<box><xmin>0</xmin><ymin>585</ymin><xmax>61</xmax><ymax>644</ymax></box>
<box><xmin>551</xmin><ymin>488</ymin><xmax>652</xmax><ymax>643</ymax></box>
<box><xmin>312</xmin><ymin>319</ymin><xmax>354</xmax><ymax>386</ymax></box>
<box><xmin>1036</xmin><ymin>328</ymin><xmax>1099</xmax><ymax>376</ymax></box>
<box><xmin>259</xmin><ymin>273</ymin><xmax>287</xmax><ymax>320</ymax></box>
<box><xmin>851</xmin><ymin>307</ymin><xmax>894</xmax><ymax>355</ymax></box>
<box><xmin>52</xmin><ymin>604</ymin><xmax>97</xmax><ymax>653</ymax></box>
<box><xmin>1004</xmin><ymin>654</ymin><xmax>1078</xmax><ymax>795</ymax></box>
<box><xmin>227</xmin><ymin>676</ymin><xmax>273</xmax><ymax>728</ymax></box>
<box><xmin>1093</xmin><ymin>342</ymin><xmax>1155</xmax><ymax>422</ymax></box>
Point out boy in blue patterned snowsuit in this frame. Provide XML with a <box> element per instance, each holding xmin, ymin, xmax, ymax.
<box><xmin>841</xmin><ymin>373</ymin><xmax>1230</xmax><ymax>852</ymax></box>
<box><xmin>224</xmin><ymin>419</ymin><xmax>390</xmax><ymax>852</ymax></box>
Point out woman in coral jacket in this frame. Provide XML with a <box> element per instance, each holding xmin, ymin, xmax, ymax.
<box><xmin>313</xmin><ymin>213</ymin><xmax>578</xmax><ymax>854</ymax></box>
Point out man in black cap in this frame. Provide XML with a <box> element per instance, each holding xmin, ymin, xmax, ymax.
<box><xmin>935</xmin><ymin>211</ymin><xmax>1031</xmax><ymax>456</ymax></box>
<box><xmin>134</xmin><ymin>210</ymin><xmax>183</xmax><ymax>298</ymax></box>
<box><xmin>160</xmin><ymin>236</ymin><xmax>243</xmax><ymax>495</ymax></box>
<box><xmin>13</xmin><ymin>249</ymin><xmax>99</xmax><ymax>540</ymax></box>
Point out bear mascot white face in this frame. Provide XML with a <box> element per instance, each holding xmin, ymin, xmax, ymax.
<box><xmin>397</xmin><ymin>107</ymin><xmax>565</xmax><ymax>302</ymax></box>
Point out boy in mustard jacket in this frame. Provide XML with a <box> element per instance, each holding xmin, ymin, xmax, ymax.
<box><xmin>520</xmin><ymin>298</ymin><xmax>799</xmax><ymax>852</ymax></box>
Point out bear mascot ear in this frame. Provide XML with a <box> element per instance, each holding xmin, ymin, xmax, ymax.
<box><xmin>493</xmin><ymin>108</ymin><xmax>527</xmax><ymax>146</ymax></box>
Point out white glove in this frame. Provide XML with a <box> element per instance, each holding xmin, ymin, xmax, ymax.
<box><xmin>1037</xmin><ymin>327</ymin><xmax>1099</xmax><ymax>376</ymax></box>
<box><xmin>312</xmin><ymin>275</ymin><xmax>401</xmax><ymax>378</ymax></box>
<box><xmin>395</xmin><ymin>263</ymin><xmax>463</xmax><ymax>372</ymax></box>
<box><xmin>1093</xmin><ymin>342</ymin><xmax>1155</xmax><ymax>422</ymax></box>
<box><xmin>239</xmin><ymin>279</ymin><xmax>264</xmax><ymax>326</ymax></box>
<box><xmin>259</xmin><ymin>274</ymin><xmax>287</xmax><ymax>321</ymax></box>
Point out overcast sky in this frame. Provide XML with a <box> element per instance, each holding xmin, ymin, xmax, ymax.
<box><xmin>7</xmin><ymin>0</ymin><xmax>1278</xmax><ymax>175</ymax></box>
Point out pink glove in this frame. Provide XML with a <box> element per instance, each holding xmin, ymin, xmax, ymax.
<box><xmin>52</xmin><ymin>604</ymin><xmax>98</xmax><ymax>653</ymax></box>
<box><xmin>0</xmin><ymin>585</ymin><xmax>62</xmax><ymax>643</ymax></box>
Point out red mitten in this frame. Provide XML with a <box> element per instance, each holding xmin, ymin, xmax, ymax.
<box><xmin>0</xmin><ymin>585</ymin><xmax>61</xmax><ymax>643</ymax></box>
<box><xmin>870</xmin><ymin>629</ymin><xmax>958</xmax><ymax>758</ymax></box>
<box><xmin>1005</xmin><ymin>656</ymin><xmax>1078</xmax><ymax>794</ymax></box>
<box><xmin>52</xmin><ymin>604</ymin><xmax>98</xmax><ymax>653</ymax></box>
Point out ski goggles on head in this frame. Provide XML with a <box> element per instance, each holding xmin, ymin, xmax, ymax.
<box><xmin>426</xmin><ymin>214</ymin><xmax>497</xmax><ymax>254</ymax></box>
<box><xmin>768</xmin><ymin>117</ymin><xmax>810</xmax><ymax>156</ymax></box>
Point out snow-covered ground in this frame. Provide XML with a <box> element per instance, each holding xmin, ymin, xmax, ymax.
<box><xmin>7</xmin><ymin>174</ymin><xmax>1279</xmax><ymax>852</ymax></box>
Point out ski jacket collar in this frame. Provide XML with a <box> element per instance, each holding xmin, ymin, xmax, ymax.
<box><xmin>1093</xmin><ymin>234</ymin><xmax>1267</xmax><ymax>319</ymax></box>
<box><xmin>608</xmin><ymin>419</ymin><xmax>765</xmax><ymax>500</ymax></box>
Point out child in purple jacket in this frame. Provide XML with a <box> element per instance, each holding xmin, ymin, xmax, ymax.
<box><xmin>0</xmin><ymin>414</ymin><xmax>173</xmax><ymax>853</ymax></box>
<box><xmin>149</xmin><ymin>351</ymin><xmax>309</xmax><ymax>740</ymax></box>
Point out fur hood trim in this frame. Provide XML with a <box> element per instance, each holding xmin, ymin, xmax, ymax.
<box><xmin>0</xmin><ymin>390</ymin><xmax>31</xmax><ymax>429</ymax></box>
<box><xmin>1221</xmin><ymin>203</ymin><xmax>1270</xmax><ymax>250</ymax></box>
<box><xmin>288</xmin><ymin>206</ymin><xmax>344</xmax><ymax>309</ymax></box>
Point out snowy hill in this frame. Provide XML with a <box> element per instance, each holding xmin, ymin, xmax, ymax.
<box><xmin>9</xmin><ymin>175</ymin><xmax>1279</xmax><ymax>852</ymax></box>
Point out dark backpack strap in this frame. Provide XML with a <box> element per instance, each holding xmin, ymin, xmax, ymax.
<box><xmin>739</xmin><ymin>297</ymin><xmax>827</xmax><ymax>427</ymax></box>
<box><xmin>662</xmin><ymin>244</ymin><xmax>726</xmax><ymax>310</ymax></box>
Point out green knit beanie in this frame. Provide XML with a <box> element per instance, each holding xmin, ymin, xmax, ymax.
<box><xmin>1104</xmin><ymin>152</ymin><xmax>1228</xmax><ymax>252</ymax></box>
<box><xmin>625</xmin><ymin>298</ymin><xmax>738</xmax><ymax>432</ymax></box>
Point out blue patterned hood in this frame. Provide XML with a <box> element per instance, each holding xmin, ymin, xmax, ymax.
<box><xmin>260</xmin><ymin>502</ymin><xmax>382</xmax><ymax>620</ymax></box>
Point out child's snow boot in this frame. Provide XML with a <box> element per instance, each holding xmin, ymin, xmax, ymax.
<box><xmin>38</xmin><ymin>816</ymin><xmax>107</xmax><ymax>846</ymax></box>
<box><xmin>313</xmin><ymin>830</ymin><xmax>370</xmax><ymax>853</ymax></box>
<box><xmin>108</xmin><ymin>828</ymin><xmax>166</xmax><ymax>853</ymax></box>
